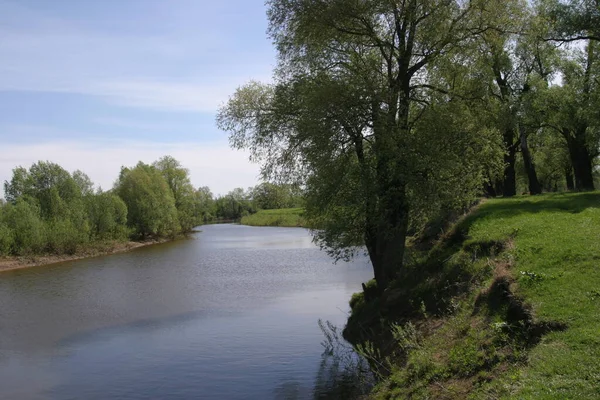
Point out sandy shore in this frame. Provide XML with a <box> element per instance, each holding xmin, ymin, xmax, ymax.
<box><xmin>0</xmin><ymin>238</ymin><xmax>172</xmax><ymax>273</ymax></box>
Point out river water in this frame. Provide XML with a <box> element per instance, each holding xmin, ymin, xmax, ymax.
<box><xmin>0</xmin><ymin>224</ymin><xmax>373</xmax><ymax>399</ymax></box>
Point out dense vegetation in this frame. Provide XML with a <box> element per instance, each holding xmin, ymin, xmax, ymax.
<box><xmin>218</xmin><ymin>0</ymin><xmax>600</xmax><ymax>291</ymax></box>
<box><xmin>0</xmin><ymin>157</ymin><xmax>303</xmax><ymax>257</ymax></box>
<box><xmin>213</xmin><ymin>182</ymin><xmax>304</xmax><ymax>221</ymax></box>
<box><xmin>240</xmin><ymin>208</ymin><xmax>306</xmax><ymax>227</ymax></box>
<box><xmin>338</xmin><ymin>192</ymin><xmax>599</xmax><ymax>399</ymax></box>
<box><xmin>216</xmin><ymin>0</ymin><xmax>600</xmax><ymax>397</ymax></box>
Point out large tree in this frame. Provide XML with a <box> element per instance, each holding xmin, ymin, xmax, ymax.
<box><xmin>218</xmin><ymin>0</ymin><xmax>503</xmax><ymax>289</ymax></box>
<box><xmin>115</xmin><ymin>162</ymin><xmax>180</xmax><ymax>238</ymax></box>
<box><xmin>542</xmin><ymin>41</ymin><xmax>599</xmax><ymax>190</ymax></box>
<box><xmin>543</xmin><ymin>0</ymin><xmax>600</xmax><ymax>42</ymax></box>
<box><xmin>153</xmin><ymin>156</ymin><xmax>198</xmax><ymax>232</ymax></box>
<box><xmin>473</xmin><ymin>0</ymin><xmax>552</xmax><ymax>196</ymax></box>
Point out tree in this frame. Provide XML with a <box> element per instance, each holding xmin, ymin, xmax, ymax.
<box><xmin>470</xmin><ymin>0</ymin><xmax>559</xmax><ymax>196</ymax></box>
<box><xmin>115</xmin><ymin>162</ymin><xmax>180</xmax><ymax>238</ymax></box>
<box><xmin>218</xmin><ymin>0</ymin><xmax>502</xmax><ymax>289</ymax></box>
<box><xmin>72</xmin><ymin>170</ymin><xmax>95</xmax><ymax>196</ymax></box>
<box><xmin>540</xmin><ymin>41</ymin><xmax>599</xmax><ymax>190</ymax></box>
<box><xmin>215</xmin><ymin>188</ymin><xmax>256</xmax><ymax>220</ymax></box>
<box><xmin>251</xmin><ymin>182</ymin><xmax>290</xmax><ymax>209</ymax></box>
<box><xmin>3</xmin><ymin>161</ymin><xmax>91</xmax><ymax>253</ymax></box>
<box><xmin>86</xmin><ymin>191</ymin><xmax>129</xmax><ymax>241</ymax></box>
<box><xmin>1</xmin><ymin>199</ymin><xmax>46</xmax><ymax>255</ymax></box>
<box><xmin>193</xmin><ymin>186</ymin><xmax>216</xmax><ymax>223</ymax></box>
<box><xmin>543</xmin><ymin>0</ymin><xmax>600</xmax><ymax>42</ymax></box>
<box><xmin>153</xmin><ymin>156</ymin><xmax>198</xmax><ymax>232</ymax></box>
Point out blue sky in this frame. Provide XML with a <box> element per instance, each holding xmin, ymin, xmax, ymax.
<box><xmin>0</xmin><ymin>0</ymin><xmax>274</xmax><ymax>195</ymax></box>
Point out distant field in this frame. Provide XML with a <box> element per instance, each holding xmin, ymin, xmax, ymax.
<box><xmin>240</xmin><ymin>208</ymin><xmax>306</xmax><ymax>227</ymax></box>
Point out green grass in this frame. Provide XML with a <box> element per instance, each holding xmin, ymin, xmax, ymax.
<box><xmin>469</xmin><ymin>193</ymin><xmax>600</xmax><ymax>399</ymax></box>
<box><xmin>240</xmin><ymin>207</ymin><xmax>306</xmax><ymax>227</ymax></box>
<box><xmin>346</xmin><ymin>192</ymin><xmax>600</xmax><ymax>399</ymax></box>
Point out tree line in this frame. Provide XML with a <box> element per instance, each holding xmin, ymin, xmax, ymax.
<box><xmin>0</xmin><ymin>156</ymin><xmax>303</xmax><ymax>256</ymax></box>
<box><xmin>217</xmin><ymin>0</ymin><xmax>599</xmax><ymax>289</ymax></box>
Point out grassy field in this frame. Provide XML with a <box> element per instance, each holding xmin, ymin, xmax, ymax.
<box><xmin>345</xmin><ymin>192</ymin><xmax>600</xmax><ymax>399</ymax></box>
<box><xmin>240</xmin><ymin>208</ymin><xmax>306</xmax><ymax>227</ymax></box>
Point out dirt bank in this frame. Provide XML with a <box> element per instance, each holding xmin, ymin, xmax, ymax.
<box><xmin>0</xmin><ymin>238</ymin><xmax>172</xmax><ymax>273</ymax></box>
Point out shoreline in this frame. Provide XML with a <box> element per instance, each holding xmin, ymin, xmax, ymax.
<box><xmin>0</xmin><ymin>238</ymin><xmax>175</xmax><ymax>274</ymax></box>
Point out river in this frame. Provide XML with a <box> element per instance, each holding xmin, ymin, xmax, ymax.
<box><xmin>0</xmin><ymin>224</ymin><xmax>373</xmax><ymax>399</ymax></box>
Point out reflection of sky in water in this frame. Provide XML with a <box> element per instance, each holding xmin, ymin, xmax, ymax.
<box><xmin>0</xmin><ymin>224</ymin><xmax>372</xmax><ymax>399</ymax></box>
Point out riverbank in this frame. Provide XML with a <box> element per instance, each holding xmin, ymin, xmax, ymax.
<box><xmin>345</xmin><ymin>192</ymin><xmax>600</xmax><ymax>399</ymax></box>
<box><xmin>0</xmin><ymin>237</ymin><xmax>175</xmax><ymax>273</ymax></box>
<box><xmin>240</xmin><ymin>208</ymin><xmax>306</xmax><ymax>227</ymax></box>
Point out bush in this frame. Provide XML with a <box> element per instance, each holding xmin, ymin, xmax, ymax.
<box><xmin>2</xmin><ymin>199</ymin><xmax>46</xmax><ymax>255</ymax></box>
<box><xmin>0</xmin><ymin>223</ymin><xmax>14</xmax><ymax>256</ymax></box>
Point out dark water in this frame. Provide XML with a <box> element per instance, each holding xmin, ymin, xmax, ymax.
<box><xmin>0</xmin><ymin>224</ymin><xmax>373</xmax><ymax>399</ymax></box>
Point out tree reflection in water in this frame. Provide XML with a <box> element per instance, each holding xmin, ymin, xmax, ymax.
<box><xmin>272</xmin><ymin>320</ymin><xmax>374</xmax><ymax>399</ymax></box>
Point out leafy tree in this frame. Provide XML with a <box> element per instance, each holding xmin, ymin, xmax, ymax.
<box><xmin>250</xmin><ymin>182</ymin><xmax>303</xmax><ymax>209</ymax></box>
<box><xmin>3</xmin><ymin>166</ymin><xmax>29</xmax><ymax>203</ymax></box>
<box><xmin>218</xmin><ymin>0</ymin><xmax>503</xmax><ymax>289</ymax></box>
<box><xmin>1</xmin><ymin>199</ymin><xmax>46</xmax><ymax>255</ymax></box>
<box><xmin>542</xmin><ymin>0</ymin><xmax>600</xmax><ymax>42</ymax></box>
<box><xmin>0</xmin><ymin>205</ymin><xmax>14</xmax><ymax>255</ymax></box>
<box><xmin>539</xmin><ymin>41</ymin><xmax>599</xmax><ymax>190</ymax></box>
<box><xmin>72</xmin><ymin>170</ymin><xmax>95</xmax><ymax>196</ymax></box>
<box><xmin>153</xmin><ymin>156</ymin><xmax>198</xmax><ymax>232</ymax></box>
<box><xmin>193</xmin><ymin>186</ymin><xmax>216</xmax><ymax>223</ymax></box>
<box><xmin>472</xmin><ymin>0</ymin><xmax>551</xmax><ymax>196</ymax></box>
<box><xmin>115</xmin><ymin>162</ymin><xmax>180</xmax><ymax>238</ymax></box>
<box><xmin>215</xmin><ymin>188</ymin><xmax>256</xmax><ymax>220</ymax></box>
<box><xmin>86</xmin><ymin>191</ymin><xmax>129</xmax><ymax>241</ymax></box>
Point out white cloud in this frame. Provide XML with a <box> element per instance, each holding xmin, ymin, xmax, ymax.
<box><xmin>0</xmin><ymin>0</ymin><xmax>274</xmax><ymax>113</ymax></box>
<box><xmin>0</xmin><ymin>140</ymin><xmax>261</xmax><ymax>197</ymax></box>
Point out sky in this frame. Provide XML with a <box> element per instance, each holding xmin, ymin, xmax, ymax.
<box><xmin>0</xmin><ymin>0</ymin><xmax>275</xmax><ymax>196</ymax></box>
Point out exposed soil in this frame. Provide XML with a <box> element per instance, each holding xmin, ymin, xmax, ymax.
<box><xmin>0</xmin><ymin>238</ymin><xmax>172</xmax><ymax>273</ymax></box>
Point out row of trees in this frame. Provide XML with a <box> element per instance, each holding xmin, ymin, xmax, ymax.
<box><xmin>214</xmin><ymin>183</ymin><xmax>304</xmax><ymax>220</ymax></box>
<box><xmin>0</xmin><ymin>157</ymin><xmax>301</xmax><ymax>256</ymax></box>
<box><xmin>217</xmin><ymin>0</ymin><xmax>600</xmax><ymax>289</ymax></box>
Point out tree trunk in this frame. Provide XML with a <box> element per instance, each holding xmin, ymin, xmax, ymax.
<box><xmin>483</xmin><ymin>181</ymin><xmax>497</xmax><ymax>197</ymax></box>
<box><xmin>520</xmin><ymin>126</ymin><xmax>542</xmax><ymax>195</ymax></box>
<box><xmin>565</xmin><ymin>128</ymin><xmax>595</xmax><ymax>191</ymax></box>
<box><xmin>502</xmin><ymin>130</ymin><xmax>517</xmax><ymax>197</ymax></box>
<box><xmin>565</xmin><ymin>167</ymin><xmax>575</xmax><ymax>191</ymax></box>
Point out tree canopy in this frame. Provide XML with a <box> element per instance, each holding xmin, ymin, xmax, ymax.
<box><xmin>218</xmin><ymin>0</ymin><xmax>600</xmax><ymax>289</ymax></box>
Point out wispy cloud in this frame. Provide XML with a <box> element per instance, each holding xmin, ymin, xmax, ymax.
<box><xmin>0</xmin><ymin>0</ymin><xmax>274</xmax><ymax>113</ymax></box>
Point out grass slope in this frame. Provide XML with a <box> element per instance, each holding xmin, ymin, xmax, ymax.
<box><xmin>346</xmin><ymin>192</ymin><xmax>600</xmax><ymax>399</ymax></box>
<box><xmin>240</xmin><ymin>208</ymin><xmax>306</xmax><ymax>227</ymax></box>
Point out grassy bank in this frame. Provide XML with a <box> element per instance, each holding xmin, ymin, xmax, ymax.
<box><xmin>240</xmin><ymin>208</ymin><xmax>306</xmax><ymax>227</ymax></box>
<box><xmin>344</xmin><ymin>192</ymin><xmax>600</xmax><ymax>399</ymax></box>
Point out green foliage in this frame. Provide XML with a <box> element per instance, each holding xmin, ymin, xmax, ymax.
<box><xmin>86</xmin><ymin>192</ymin><xmax>129</xmax><ymax>241</ymax></box>
<box><xmin>542</xmin><ymin>0</ymin><xmax>600</xmax><ymax>42</ymax></box>
<box><xmin>214</xmin><ymin>187</ymin><xmax>256</xmax><ymax>220</ymax></box>
<box><xmin>240</xmin><ymin>207</ymin><xmax>305</xmax><ymax>227</ymax></box>
<box><xmin>153</xmin><ymin>155</ymin><xmax>199</xmax><ymax>232</ymax></box>
<box><xmin>115</xmin><ymin>162</ymin><xmax>180</xmax><ymax>239</ymax></box>
<box><xmin>0</xmin><ymin>221</ymin><xmax>14</xmax><ymax>256</ymax></box>
<box><xmin>0</xmin><ymin>156</ymin><xmax>216</xmax><ymax>258</ymax></box>
<box><xmin>192</xmin><ymin>186</ymin><xmax>216</xmax><ymax>223</ymax></box>
<box><xmin>250</xmin><ymin>182</ymin><xmax>304</xmax><ymax>210</ymax></box>
<box><xmin>352</xmin><ymin>192</ymin><xmax>600</xmax><ymax>399</ymax></box>
<box><xmin>1</xmin><ymin>198</ymin><xmax>46</xmax><ymax>255</ymax></box>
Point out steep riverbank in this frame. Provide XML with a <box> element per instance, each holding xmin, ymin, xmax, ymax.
<box><xmin>0</xmin><ymin>238</ymin><xmax>175</xmax><ymax>273</ymax></box>
<box><xmin>345</xmin><ymin>192</ymin><xmax>600</xmax><ymax>399</ymax></box>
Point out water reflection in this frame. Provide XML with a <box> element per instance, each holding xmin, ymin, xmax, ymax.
<box><xmin>0</xmin><ymin>224</ymin><xmax>373</xmax><ymax>399</ymax></box>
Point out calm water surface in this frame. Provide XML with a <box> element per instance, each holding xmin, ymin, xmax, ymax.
<box><xmin>0</xmin><ymin>224</ymin><xmax>373</xmax><ymax>399</ymax></box>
